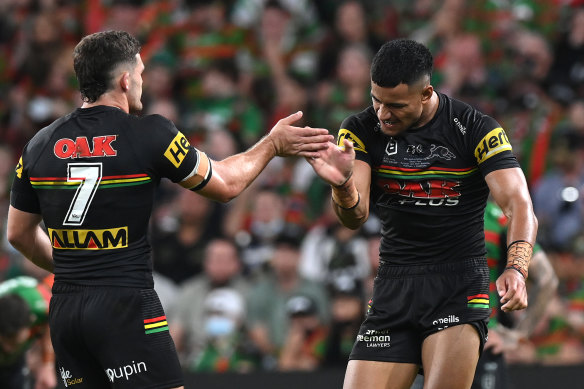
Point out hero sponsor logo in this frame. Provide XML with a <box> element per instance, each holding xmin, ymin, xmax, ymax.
<box><xmin>54</xmin><ymin>136</ymin><xmax>117</xmax><ymax>159</ymax></box>
<box><xmin>48</xmin><ymin>227</ymin><xmax>128</xmax><ymax>250</ymax></box>
<box><xmin>432</xmin><ymin>315</ymin><xmax>460</xmax><ymax>330</ymax></box>
<box><xmin>59</xmin><ymin>367</ymin><xmax>83</xmax><ymax>387</ymax></box>
<box><xmin>378</xmin><ymin>178</ymin><xmax>461</xmax><ymax>206</ymax></box>
<box><xmin>105</xmin><ymin>361</ymin><xmax>148</xmax><ymax>383</ymax></box>
<box><xmin>474</xmin><ymin>128</ymin><xmax>512</xmax><ymax>164</ymax></box>
<box><xmin>356</xmin><ymin>329</ymin><xmax>391</xmax><ymax>348</ymax></box>
<box><xmin>164</xmin><ymin>132</ymin><xmax>190</xmax><ymax>168</ymax></box>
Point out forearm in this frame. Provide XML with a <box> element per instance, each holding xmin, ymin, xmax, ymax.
<box><xmin>506</xmin><ymin>201</ymin><xmax>538</xmax><ymax>246</ymax></box>
<box><xmin>19</xmin><ymin>226</ymin><xmax>54</xmax><ymax>273</ymax></box>
<box><xmin>203</xmin><ymin>136</ymin><xmax>276</xmax><ymax>202</ymax></box>
<box><xmin>333</xmin><ymin>201</ymin><xmax>368</xmax><ymax>230</ymax></box>
<box><xmin>7</xmin><ymin>206</ymin><xmax>54</xmax><ymax>273</ymax></box>
<box><xmin>505</xmin><ymin>200</ymin><xmax>538</xmax><ymax>278</ymax></box>
<box><xmin>331</xmin><ymin>176</ymin><xmax>369</xmax><ymax>230</ymax></box>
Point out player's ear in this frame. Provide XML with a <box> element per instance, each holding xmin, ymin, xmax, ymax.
<box><xmin>421</xmin><ymin>84</ymin><xmax>433</xmax><ymax>103</ymax></box>
<box><xmin>120</xmin><ymin>72</ymin><xmax>130</xmax><ymax>92</ymax></box>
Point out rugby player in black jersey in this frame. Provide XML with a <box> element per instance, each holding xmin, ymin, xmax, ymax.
<box><xmin>7</xmin><ymin>30</ymin><xmax>332</xmax><ymax>389</ymax></box>
<box><xmin>307</xmin><ymin>39</ymin><xmax>538</xmax><ymax>389</ymax></box>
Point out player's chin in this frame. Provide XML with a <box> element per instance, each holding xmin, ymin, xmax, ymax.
<box><xmin>379</xmin><ymin>122</ymin><xmax>404</xmax><ymax>136</ymax></box>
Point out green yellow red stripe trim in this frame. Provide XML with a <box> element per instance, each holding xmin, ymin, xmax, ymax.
<box><xmin>467</xmin><ymin>293</ymin><xmax>489</xmax><ymax>309</ymax></box>
<box><xmin>144</xmin><ymin>315</ymin><xmax>169</xmax><ymax>335</ymax></box>
<box><xmin>30</xmin><ymin>174</ymin><xmax>151</xmax><ymax>189</ymax></box>
<box><xmin>373</xmin><ymin>165</ymin><xmax>478</xmax><ymax>179</ymax></box>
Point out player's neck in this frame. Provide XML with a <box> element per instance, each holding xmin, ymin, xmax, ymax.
<box><xmin>81</xmin><ymin>92</ymin><xmax>129</xmax><ymax>113</ymax></box>
<box><xmin>416</xmin><ymin>91</ymin><xmax>439</xmax><ymax>128</ymax></box>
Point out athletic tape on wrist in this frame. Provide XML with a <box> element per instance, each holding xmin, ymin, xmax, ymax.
<box><xmin>332</xmin><ymin>178</ymin><xmax>360</xmax><ymax>209</ymax></box>
<box><xmin>506</xmin><ymin>240</ymin><xmax>533</xmax><ymax>279</ymax></box>
<box><xmin>333</xmin><ymin>192</ymin><xmax>360</xmax><ymax>210</ymax></box>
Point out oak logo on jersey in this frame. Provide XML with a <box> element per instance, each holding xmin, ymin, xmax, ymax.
<box><xmin>48</xmin><ymin>227</ymin><xmax>128</xmax><ymax>250</ymax></box>
<box><xmin>15</xmin><ymin>156</ymin><xmax>23</xmax><ymax>178</ymax></box>
<box><xmin>378</xmin><ymin>178</ymin><xmax>461</xmax><ymax>199</ymax></box>
<box><xmin>474</xmin><ymin>128</ymin><xmax>512</xmax><ymax>164</ymax></box>
<box><xmin>54</xmin><ymin>136</ymin><xmax>117</xmax><ymax>159</ymax></box>
<box><xmin>338</xmin><ymin>129</ymin><xmax>367</xmax><ymax>153</ymax></box>
<box><xmin>164</xmin><ymin>132</ymin><xmax>191</xmax><ymax>168</ymax></box>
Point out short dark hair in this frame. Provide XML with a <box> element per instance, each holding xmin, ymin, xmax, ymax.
<box><xmin>0</xmin><ymin>294</ymin><xmax>32</xmax><ymax>336</ymax></box>
<box><xmin>73</xmin><ymin>30</ymin><xmax>141</xmax><ymax>103</ymax></box>
<box><xmin>370</xmin><ymin>39</ymin><xmax>433</xmax><ymax>88</ymax></box>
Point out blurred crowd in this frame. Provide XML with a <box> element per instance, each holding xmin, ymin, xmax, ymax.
<box><xmin>1</xmin><ymin>0</ymin><xmax>584</xmax><ymax>374</ymax></box>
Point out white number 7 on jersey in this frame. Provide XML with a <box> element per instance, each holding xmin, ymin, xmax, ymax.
<box><xmin>63</xmin><ymin>163</ymin><xmax>102</xmax><ymax>226</ymax></box>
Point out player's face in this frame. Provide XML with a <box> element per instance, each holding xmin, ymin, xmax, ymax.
<box><xmin>371</xmin><ymin>81</ymin><xmax>432</xmax><ymax>137</ymax></box>
<box><xmin>128</xmin><ymin>54</ymin><xmax>145</xmax><ymax>113</ymax></box>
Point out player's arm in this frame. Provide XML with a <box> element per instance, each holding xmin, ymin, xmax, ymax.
<box><xmin>485</xmin><ymin>167</ymin><xmax>538</xmax><ymax>311</ymax></box>
<box><xmin>181</xmin><ymin>112</ymin><xmax>332</xmax><ymax>203</ymax></box>
<box><xmin>331</xmin><ymin>159</ymin><xmax>371</xmax><ymax>229</ymax></box>
<box><xmin>7</xmin><ymin>206</ymin><xmax>54</xmax><ymax>273</ymax></box>
<box><xmin>306</xmin><ymin>140</ymin><xmax>370</xmax><ymax>229</ymax></box>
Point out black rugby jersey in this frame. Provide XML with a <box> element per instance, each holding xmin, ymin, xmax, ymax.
<box><xmin>10</xmin><ymin>106</ymin><xmax>210</xmax><ymax>287</ymax></box>
<box><xmin>338</xmin><ymin>92</ymin><xmax>519</xmax><ymax>265</ymax></box>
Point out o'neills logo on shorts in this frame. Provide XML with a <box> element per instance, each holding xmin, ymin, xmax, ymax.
<box><xmin>105</xmin><ymin>361</ymin><xmax>148</xmax><ymax>383</ymax></box>
<box><xmin>356</xmin><ymin>329</ymin><xmax>391</xmax><ymax>348</ymax></box>
<box><xmin>47</xmin><ymin>227</ymin><xmax>128</xmax><ymax>250</ymax></box>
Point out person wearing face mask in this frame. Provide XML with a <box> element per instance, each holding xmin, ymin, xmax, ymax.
<box><xmin>278</xmin><ymin>294</ymin><xmax>329</xmax><ymax>371</ymax></box>
<box><xmin>168</xmin><ymin>238</ymin><xmax>249</xmax><ymax>368</ymax></box>
<box><xmin>191</xmin><ymin>288</ymin><xmax>259</xmax><ymax>373</ymax></box>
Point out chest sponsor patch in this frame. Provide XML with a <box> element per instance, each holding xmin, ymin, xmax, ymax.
<box><xmin>338</xmin><ymin>129</ymin><xmax>367</xmax><ymax>153</ymax></box>
<box><xmin>164</xmin><ymin>132</ymin><xmax>190</xmax><ymax>168</ymax></box>
<box><xmin>474</xmin><ymin>128</ymin><xmax>512</xmax><ymax>164</ymax></box>
<box><xmin>48</xmin><ymin>227</ymin><xmax>128</xmax><ymax>250</ymax></box>
<box><xmin>54</xmin><ymin>136</ymin><xmax>117</xmax><ymax>159</ymax></box>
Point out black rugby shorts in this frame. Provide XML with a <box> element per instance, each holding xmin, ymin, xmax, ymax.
<box><xmin>49</xmin><ymin>283</ymin><xmax>183</xmax><ymax>388</ymax></box>
<box><xmin>350</xmin><ymin>258</ymin><xmax>490</xmax><ymax>364</ymax></box>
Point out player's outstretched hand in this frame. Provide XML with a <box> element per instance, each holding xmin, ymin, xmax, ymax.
<box><xmin>268</xmin><ymin>111</ymin><xmax>333</xmax><ymax>158</ymax></box>
<box><xmin>305</xmin><ymin>138</ymin><xmax>355</xmax><ymax>187</ymax></box>
<box><xmin>497</xmin><ymin>269</ymin><xmax>528</xmax><ymax>312</ymax></box>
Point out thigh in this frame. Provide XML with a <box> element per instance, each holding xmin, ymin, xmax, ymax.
<box><xmin>50</xmin><ymin>289</ymin><xmax>111</xmax><ymax>389</ymax></box>
<box><xmin>421</xmin><ymin>324</ymin><xmax>481</xmax><ymax>389</ymax></box>
<box><xmin>349</xmin><ymin>275</ymin><xmax>422</xmax><ymax>364</ymax></box>
<box><xmin>343</xmin><ymin>360</ymin><xmax>419</xmax><ymax>389</ymax></box>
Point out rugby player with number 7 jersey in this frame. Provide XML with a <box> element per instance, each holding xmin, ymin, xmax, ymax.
<box><xmin>7</xmin><ymin>30</ymin><xmax>332</xmax><ymax>389</ymax></box>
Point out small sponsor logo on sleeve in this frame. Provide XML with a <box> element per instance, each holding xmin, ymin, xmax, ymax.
<box><xmin>164</xmin><ymin>132</ymin><xmax>191</xmax><ymax>168</ymax></box>
<box><xmin>474</xmin><ymin>128</ymin><xmax>512</xmax><ymax>164</ymax></box>
<box><xmin>338</xmin><ymin>129</ymin><xmax>367</xmax><ymax>153</ymax></box>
